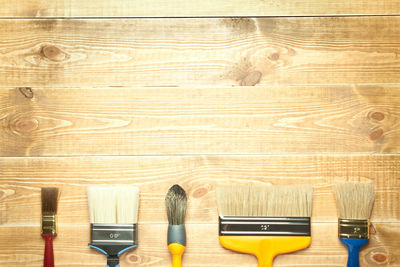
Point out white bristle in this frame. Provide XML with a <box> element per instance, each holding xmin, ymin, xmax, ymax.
<box><xmin>117</xmin><ymin>186</ymin><xmax>139</xmax><ymax>224</ymax></box>
<box><xmin>87</xmin><ymin>186</ymin><xmax>116</xmax><ymax>224</ymax></box>
<box><xmin>334</xmin><ymin>183</ymin><xmax>375</xmax><ymax>220</ymax></box>
<box><xmin>216</xmin><ymin>185</ymin><xmax>313</xmax><ymax>217</ymax></box>
<box><xmin>87</xmin><ymin>185</ymin><xmax>139</xmax><ymax>224</ymax></box>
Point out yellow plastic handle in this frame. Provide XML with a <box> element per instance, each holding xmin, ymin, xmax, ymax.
<box><xmin>219</xmin><ymin>236</ymin><xmax>311</xmax><ymax>267</ymax></box>
<box><xmin>168</xmin><ymin>243</ymin><xmax>186</xmax><ymax>267</ymax></box>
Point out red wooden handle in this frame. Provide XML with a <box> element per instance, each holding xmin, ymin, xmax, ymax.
<box><xmin>42</xmin><ymin>234</ymin><xmax>55</xmax><ymax>267</ymax></box>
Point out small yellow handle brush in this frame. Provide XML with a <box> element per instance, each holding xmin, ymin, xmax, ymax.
<box><xmin>216</xmin><ymin>185</ymin><xmax>313</xmax><ymax>267</ymax></box>
<box><xmin>165</xmin><ymin>184</ymin><xmax>187</xmax><ymax>267</ymax></box>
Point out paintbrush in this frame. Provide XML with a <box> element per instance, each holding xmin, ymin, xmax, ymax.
<box><xmin>334</xmin><ymin>183</ymin><xmax>375</xmax><ymax>267</ymax></box>
<box><xmin>87</xmin><ymin>185</ymin><xmax>139</xmax><ymax>267</ymax></box>
<box><xmin>165</xmin><ymin>184</ymin><xmax>187</xmax><ymax>267</ymax></box>
<box><xmin>41</xmin><ymin>187</ymin><xmax>60</xmax><ymax>267</ymax></box>
<box><xmin>216</xmin><ymin>185</ymin><xmax>313</xmax><ymax>267</ymax></box>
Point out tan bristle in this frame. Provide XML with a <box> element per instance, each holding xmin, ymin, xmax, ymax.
<box><xmin>165</xmin><ymin>184</ymin><xmax>187</xmax><ymax>225</ymax></box>
<box><xmin>216</xmin><ymin>185</ymin><xmax>313</xmax><ymax>217</ymax></box>
<box><xmin>87</xmin><ymin>185</ymin><xmax>139</xmax><ymax>224</ymax></box>
<box><xmin>41</xmin><ymin>187</ymin><xmax>59</xmax><ymax>215</ymax></box>
<box><xmin>334</xmin><ymin>183</ymin><xmax>375</xmax><ymax>220</ymax></box>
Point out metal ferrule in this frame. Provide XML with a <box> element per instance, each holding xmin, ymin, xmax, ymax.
<box><xmin>89</xmin><ymin>224</ymin><xmax>138</xmax><ymax>267</ymax></box>
<box><xmin>219</xmin><ymin>216</ymin><xmax>311</xmax><ymax>236</ymax></box>
<box><xmin>167</xmin><ymin>224</ymin><xmax>186</xmax><ymax>246</ymax></box>
<box><xmin>338</xmin><ymin>219</ymin><xmax>369</xmax><ymax>239</ymax></box>
<box><xmin>41</xmin><ymin>214</ymin><xmax>57</xmax><ymax>235</ymax></box>
<box><xmin>90</xmin><ymin>223</ymin><xmax>137</xmax><ymax>246</ymax></box>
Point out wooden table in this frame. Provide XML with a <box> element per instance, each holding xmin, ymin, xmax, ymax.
<box><xmin>0</xmin><ymin>1</ymin><xmax>399</xmax><ymax>266</ymax></box>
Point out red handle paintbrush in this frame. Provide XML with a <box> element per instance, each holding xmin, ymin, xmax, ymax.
<box><xmin>42</xmin><ymin>234</ymin><xmax>55</xmax><ymax>267</ymax></box>
<box><xmin>41</xmin><ymin>187</ymin><xmax>59</xmax><ymax>267</ymax></box>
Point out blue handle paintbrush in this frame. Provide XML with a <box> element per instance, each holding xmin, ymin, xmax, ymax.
<box><xmin>334</xmin><ymin>183</ymin><xmax>375</xmax><ymax>267</ymax></box>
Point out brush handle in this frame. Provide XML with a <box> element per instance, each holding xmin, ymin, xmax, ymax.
<box><xmin>42</xmin><ymin>234</ymin><xmax>55</xmax><ymax>267</ymax></box>
<box><xmin>340</xmin><ymin>238</ymin><xmax>369</xmax><ymax>267</ymax></box>
<box><xmin>172</xmin><ymin>254</ymin><xmax>182</xmax><ymax>267</ymax></box>
<box><xmin>168</xmin><ymin>225</ymin><xmax>186</xmax><ymax>267</ymax></box>
<box><xmin>219</xmin><ymin>236</ymin><xmax>311</xmax><ymax>267</ymax></box>
<box><xmin>257</xmin><ymin>254</ymin><xmax>274</xmax><ymax>267</ymax></box>
<box><xmin>107</xmin><ymin>257</ymin><xmax>119</xmax><ymax>267</ymax></box>
<box><xmin>88</xmin><ymin>244</ymin><xmax>137</xmax><ymax>267</ymax></box>
<box><xmin>168</xmin><ymin>243</ymin><xmax>185</xmax><ymax>267</ymax></box>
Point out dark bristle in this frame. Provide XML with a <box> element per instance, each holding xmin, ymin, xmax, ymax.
<box><xmin>41</xmin><ymin>187</ymin><xmax>59</xmax><ymax>215</ymax></box>
<box><xmin>165</xmin><ymin>184</ymin><xmax>187</xmax><ymax>225</ymax></box>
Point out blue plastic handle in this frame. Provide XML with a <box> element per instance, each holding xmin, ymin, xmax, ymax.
<box><xmin>339</xmin><ymin>238</ymin><xmax>369</xmax><ymax>267</ymax></box>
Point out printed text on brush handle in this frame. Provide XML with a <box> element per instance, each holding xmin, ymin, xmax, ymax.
<box><xmin>339</xmin><ymin>219</ymin><xmax>369</xmax><ymax>239</ymax></box>
<box><xmin>91</xmin><ymin>224</ymin><xmax>137</xmax><ymax>244</ymax></box>
<box><xmin>219</xmin><ymin>217</ymin><xmax>311</xmax><ymax>236</ymax></box>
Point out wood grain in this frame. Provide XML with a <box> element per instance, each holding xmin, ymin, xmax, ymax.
<box><xmin>1</xmin><ymin>17</ymin><xmax>400</xmax><ymax>87</ymax></box>
<box><xmin>1</xmin><ymin>155</ymin><xmax>399</xmax><ymax>225</ymax></box>
<box><xmin>0</xmin><ymin>223</ymin><xmax>398</xmax><ymax>266</ymax></box>
<box><xmin>1</xmin><ymin>4</ymin><xmax>400</xmax><ymax>267</ymax></box>
<box><xmin>1</xmin><ymin>0</ymin><xmax>400</xmax><ymax>17</ymax></box>
<box><xmin>1</xmin><ymin>86</ymin><xmax>400</xmax><ymax>156</ymax></box>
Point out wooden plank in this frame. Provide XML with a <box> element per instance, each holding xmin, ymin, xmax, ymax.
<box><xmin>0</xmin><ymin>223</ymin><xmax>397</xmax><ymax>266</ymax></box>
<box><xmin>1</xmin><ymin>155</ymin><xmax>399</xmax><ymax>225</ymax></box>
<box><xmin>1</xmin><ymin>17</ymin><xmax>400</xmax><ymax>87</ymax></box>
<box><xmin>1</xmin><ymin>0</ymin><xmax>400</xmax><ymax>17</ymax></box>
<box><xmin>1</xmin><ymin>86</ymin><xmax>399</xmax><ymax>156</ymax></box>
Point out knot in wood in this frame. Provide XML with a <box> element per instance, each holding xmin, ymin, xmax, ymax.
<box><xmin>240</xmin><ymin>71</ymin><xmax>262</xmax><ymax>86</ymax></box>
<box><xmin>10</xmin><ymin>116</ymin><xmax>39</xmax><ymax>135</ymax></box>
<box><xmin>370</xmin><ymin>111</ymin><xmax>385</xmax><ymax>121</ymax></box>
<box><xmin>192</xmin><ymin>187</ymin><xmax>208</xmax><ymax>198</ymax></box>
<box><xmin>128</xmin><ymin>254</ymin><xmax>139</xmax><ymax>263</ymax></box>
<box><xmin>372</xmin><ymin>253</ymin><xmax>388</xmax><ymax>263</ymax></box>
<box><xmin>269</xmin><ymin>52</ymin><xmax>280</xmax><ymax>61</ymax></box>
<box><xmin>41</xmin><ymin>45</ymin><xmax>66</xmax><ymax>61</ymax></box>
<box><xmin>18</xmin><ymin>87</ymin><xmax>34</xmax><ymax>99</ymax></box>
<box><xmin>369</xmin><ymin>128</ymin><xmax>384</xmax><ymax>141</ymax></box>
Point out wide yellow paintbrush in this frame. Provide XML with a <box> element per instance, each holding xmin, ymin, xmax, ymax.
<box><xmin>216</xmin><ymin>185</ymin><xmax>313</xmax><ymax>267</ymax></box>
